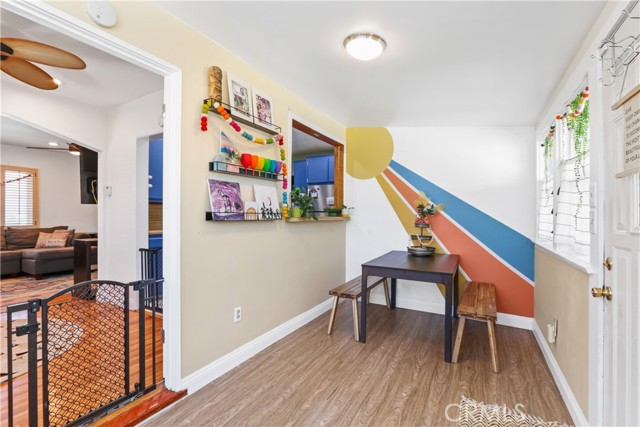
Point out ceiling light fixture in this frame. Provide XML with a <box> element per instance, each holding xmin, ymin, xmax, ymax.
<box><xmin>343</xmin><ymin>32</ymin><xmax>386</xmax><ymax>61</ymax></box>
<box><xmin>48</xmin><ymin>141</ymin><xmax>59</xmax><ymax>146</ymax></box>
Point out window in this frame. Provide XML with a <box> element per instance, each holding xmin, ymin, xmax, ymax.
<box><xmin>1</xmin><ymin>165</ymin><xmax>39</xmax><ymax>226</ymax></box>
<box><xmin>537</xmin><ymin>86</ymin><xmax>590</xmax><ymax>251</ymax></box>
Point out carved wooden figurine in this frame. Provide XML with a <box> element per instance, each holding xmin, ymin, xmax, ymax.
<box><xmin>208</xmin><ymin>66</ymin><xmax>223</xmax><ymax>101</ymax></box>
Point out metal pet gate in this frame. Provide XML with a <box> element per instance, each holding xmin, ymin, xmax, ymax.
<box><xmin>4</xmin><ymin>279</ymin><xmax>160</xmax><ymax>427</ymax></box>
<box><xmin>140</xmin><ymin>248</ymin><xmax>163</xmax><ymax>313</ymax></box>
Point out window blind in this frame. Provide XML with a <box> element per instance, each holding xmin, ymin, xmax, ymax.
<box><xmin>554</xmin><ymin>153</ymin><xmax>590</xmax><ymax>246</ymax></box>
<box><xmin>1</xmin><ymin>166</ymin><xmax>39</xmax><ymax>226</ymax></box>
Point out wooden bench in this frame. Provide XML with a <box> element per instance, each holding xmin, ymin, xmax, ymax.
<box><xmin>327</xmin><ymin>276</ymin><xmax>390</xmax><ymax>341</ymax></box>
<box><xmin>452</xmin><ymin>281</ymin><xmax>499</xmax><ymax>373</ymax></box>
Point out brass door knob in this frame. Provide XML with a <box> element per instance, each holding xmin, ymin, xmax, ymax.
<box><xmin>592</xmin><ymin>286</ymin><xmax>613</xmax><ymax>301</ymax></box>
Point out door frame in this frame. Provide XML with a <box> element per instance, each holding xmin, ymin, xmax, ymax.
<box><xmin>2</xmin><ymin>0</ymin><xmax>183</xmax><ymax>390</ymax></box>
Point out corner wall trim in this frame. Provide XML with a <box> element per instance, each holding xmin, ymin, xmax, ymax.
<box><xmin>532</xmin><ymin>321</ymin><xmax>588</xmax><ymax>426</ymax></box>
<box><xmin>369</xmin><ymin>294</ymin><xmax>533</xmax><ymax>330</ymax></box>
<box><xmin>180</xmin><ymin>298</ymin><xmax>334</xmax><ymax>394</ymax></box>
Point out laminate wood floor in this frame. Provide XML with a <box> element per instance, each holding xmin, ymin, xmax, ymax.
<box><xmin>147</xmin><ymin>304</ymin><xmax>572</xmax><ymax>427</ymax></box>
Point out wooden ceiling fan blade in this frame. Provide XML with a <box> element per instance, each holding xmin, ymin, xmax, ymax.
<box><xmin>1</xmin><ymin>38</ymin><xmax>86</xmax><ymax>69</ymax></box>
<box><xmin>1</xmin><ymin>57</ymin><xmax>58</xmax><ymax>90</ymax></box>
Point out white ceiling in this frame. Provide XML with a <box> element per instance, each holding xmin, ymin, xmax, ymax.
<box><xmin>292</xmin><ymin>128</ymin><xmax>334</xmax><ymax>157</ymax></box>
<box><xmin>158</xmin><ymin>1</ymin><xmax>606</xmax><ymax>127</ymax></box>
<box><xmin>1</xmin><ymin>9</ymin><xmax>163</xmax><ymax>108</ymax></box>
<box><xmin>0</xmin><ymin>114</ymin><xmax>76</xmax><ymax>152</ymax></box>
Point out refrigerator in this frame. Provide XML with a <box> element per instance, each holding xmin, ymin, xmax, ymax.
<box><xmin>308</xmin><ymin>184</ymin><xmax>335</xmax><ymax>213</ymax></box>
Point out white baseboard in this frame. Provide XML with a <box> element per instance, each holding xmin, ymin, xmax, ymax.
<box><xmin>369</xmin><ymin>294</ymin><xmax>532</xmax><ymax>330</ymax></box>
<box><xmin>180</xmin><ymin>298</ymin><xmax>334</xmax><ymax>394</ymax></box>
<box><xmin>532</xmin><ymin>321</ymin><xmax>588</xmax><ymax>426</ymax></box>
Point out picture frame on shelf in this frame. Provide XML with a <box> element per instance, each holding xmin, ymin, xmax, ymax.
<box><xmin>252</xmin><ymin>88</ymin><xmax>276</xmax><ymax>131</ymax></box>
<box><xmin>253</xmin><ymin>184</ymin><xmax>281</xmax><ymax>219</ymax></box>
<box><xmin>226</xmin><ymin>73</ymin><xmax>252</xmax><ymax>120</ymax></box>
<box><xmin>220</xmin><ymin>131</ymin><xmax>240</xmax><ymax>173</ymax></box>
<box><xmin>208</xmin><ymin>179</ymin><xmax>244</xmax><ymax>221</ymax></box>
<box><xmin>244</xmin><ymin>201</ymin><xmax>258</xmax><ymax>220</ymax></box>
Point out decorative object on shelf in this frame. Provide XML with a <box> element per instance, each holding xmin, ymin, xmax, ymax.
<box><xmin>208</xmin><ymin>66</ymin><xmax>223</xmax><ymax>101</ymax></box>
<box><xmin>325</xmin><ymin>207</ymin><xmax>343</xmax><ymax>217</ymax></box>
<box><xmin>209</xmin><ymin>101</ymin><xmax>283</xmax><ymax>144</ymax></box>
<box><xmin>254</xmin><ymin>184</ymin><xmax>281</xmax><ymax>219</ymax></box>
<box><xmin>341</xmin><ymin>204</ymin><xmax>354</xmax><ymax>218</ymax></box>
<box><xmin>226</xmin><ymin>72</ymin><xmax>253</xmax><ymax>120</ymax></box>
<box><xmin>244</xmin><ymin>201</ymin><xmax>258</xmax><ymax>220</ymax></box>
<box><xmin>208</xmin><ymin>179</ymin><xmax>244</xmax><ymax>221</ymax></box>
<box><xmin>408</xmin><ymin>192</ymin><xmax>444</xmax><ymax>256</ymax></box>
<box><xmin>252</xmin><ymin>88</ymin><xmax>276</xmax><ymax>131</ymax></box>
<box><xmin>291</xmin><ymin>186</ymin><xmax>317</xmax><ymax>220</ymax></box>
<box><xmin>209</xmin><ymin>161</ymin><xmax>280</xmax><ymax>181</ymax></box>
<box><xmin>201</xmin><ymin>99</ymin><xmax>211</xmax><ymax>131</ymax></box>
<box><xmin>220</xmin><ymin>131</ymin><xmax>240</xmax><ymax>172</ymax></box>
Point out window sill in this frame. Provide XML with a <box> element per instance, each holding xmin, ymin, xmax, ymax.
<box><xmin>534</xmin><ymin>241</ymin><xmax>594</xmax><ymax>274</ymax></box>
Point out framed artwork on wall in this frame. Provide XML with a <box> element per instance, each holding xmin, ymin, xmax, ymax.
<box><xmin>253</xmin><ymin>184</ymin><xmax>280</xmax><ymax>219</ymax></box>
<box><xmin>252</xmin><ymin>88</ymin><xmax>276</xmax><ymax>131</ymax></box>
<box><xmin>226</xmin><ymin>73</ymin><xmax>252</xmax><ymax>120</ymax></box>
<box><xmin>208</xmin><ymin>179</ymin><xmax>244</xmax><ymax>221</ymax></box>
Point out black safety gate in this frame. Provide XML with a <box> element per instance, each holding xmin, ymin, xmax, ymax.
<box><xmin>140</xmin><ymin>248</ymin><xmax>163</xmax><ymax>313</ymax></box>
<box><xmin>4</xmin><ymin>279</ymin><xmax>159</xmax><ymax>427</ymax></box>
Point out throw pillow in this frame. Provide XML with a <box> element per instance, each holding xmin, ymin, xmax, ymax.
<box><xmin>54</xmin><ymin>229</ymin><xmax>75</xmax><ymax>246</ymax></box>
<box><xmin>35</xmin><ymin>232</ymin><xmax>68</xmax><ymax>249</ymax></box>
<box><xmin>6</xmin><ymin>226</ymin><xmax>68</xmax><ymax>249</ymax></box>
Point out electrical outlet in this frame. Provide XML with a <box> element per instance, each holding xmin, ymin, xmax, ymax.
<box><xmin>234</xmin><ymin>306</ymin><xmax>241</xmax><ymax>323</ymax></box>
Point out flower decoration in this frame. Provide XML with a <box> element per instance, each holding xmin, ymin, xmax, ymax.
<box><xmin>413</xmin><ymin>192</ymin><xmax>444</xmax><ymax>224</ymax></box>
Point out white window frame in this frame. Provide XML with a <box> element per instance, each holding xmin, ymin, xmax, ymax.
<box><xmin>1</xmin><ymin>165</ymin><xmax>40</xmax><ymax>227</ymax></box>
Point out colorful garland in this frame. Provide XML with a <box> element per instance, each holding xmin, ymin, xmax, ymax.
<box><xmin>201</xmin><ymin>99</ymin><xmax>290</xmax><ymax>217</ymax></box>
<box><xmin>543</xmin><ymin>86</ymin><xmax>590</xmax><ymax>158</ymax></box>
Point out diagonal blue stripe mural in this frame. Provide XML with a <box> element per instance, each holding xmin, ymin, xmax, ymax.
<box><xmin>390</xmin><ymin>160</ymin><xmax>534</xmax><ymax>281</ymax></box>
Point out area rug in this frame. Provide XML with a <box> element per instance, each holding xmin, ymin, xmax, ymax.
<box><xmin>0</xmin><ymin>270</ymin><xmax>97</xmax><ymax>312</ymax></box>
<box><xmin>457</xmin><ymin>396</ymin><xmax>571</xmax><ymax>427</ymax></box>
<box><xmin>0</xmin><ymin>318</ymin><xmax>83</xmax><ymax>383</ymax></box>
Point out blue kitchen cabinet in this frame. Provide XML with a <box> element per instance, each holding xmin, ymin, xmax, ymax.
<box><xmin>306</xmin><ymin>155</ymin><xmax>334</xmax><ymax>184</ymax></box>
<box><xmin>148</xmin><ymin>139</ymin><xmax>163</xmax><ymax>202</ymax></box>
<box><xmin>149</xmin><ymin>234</ymin><xmax>163</xmax><ymax>249</ymax></box>
<box><xmin>294</xmin><ymin>160</ymin><xmax>308</xmax><ymax>189</ymax></box>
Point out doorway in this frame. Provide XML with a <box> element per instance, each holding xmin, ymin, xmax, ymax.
<box><xmin>3</xmin><ymin>0</ymin><xmax>182</xmax><ymax>398</ymax></box>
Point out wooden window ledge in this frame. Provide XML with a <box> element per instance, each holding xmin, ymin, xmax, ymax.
<box><xmin>285</xmin><ymin>216</ymin><xmax>349</xmax><ymax>223</ymax></box>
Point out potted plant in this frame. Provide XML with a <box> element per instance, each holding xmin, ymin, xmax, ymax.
<box><xmin>291</xmin><ymin>187</ymin><xmax>317</xmax><ymax>220</ymax></box>
<box><xmin>341</xmin><ymin>204</ymin><xmax>354</xmax><ymax>218</ymax></box>
<box><xmin>413</xmin><ymin>192</ymin><xmax>444</xmax><ymax>227</ymax></box>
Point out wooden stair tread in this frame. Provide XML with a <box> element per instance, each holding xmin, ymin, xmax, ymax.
<box><xmin>93</xmin><ymin>383</ymin><xmax>186</xmax><ymax>427</ymax></box>
<box><xmin>457</xmin><ymin>282</ymin><xmax>497</xmax><ymax>320</ymax></box>
<box><xmin>329</xmin><ymin>276</ymin><xmax>385</xmax><ymax>298</ymax></box>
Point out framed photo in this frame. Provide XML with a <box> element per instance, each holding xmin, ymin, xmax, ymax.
<box><xmin>244</xmin><ymin>201</ymin><xmax>258</xmax><ymax>221</ymax></box>
<box><xmin>252</xmin><ymin>88</ymin><xmax>276</xmax><ymax>130</ymax></box>
<box><xmin>226</xmin><ymin>73</ymin><xmax>252</xmax><ymax>120</ymax></box>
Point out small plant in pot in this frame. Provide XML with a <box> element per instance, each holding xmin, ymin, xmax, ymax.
<box><xmin>291</xmin><ymin>187</ymin><xmax>317</xmax><ymax>220</ymax></box>
<box><xmin>413</xmin><ymin>192</ymin><xmax>444</xmax><ymax>227</ymax></box>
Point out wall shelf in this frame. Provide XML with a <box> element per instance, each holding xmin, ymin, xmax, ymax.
<box><xmin>206</xmin><ymin>211</ymin><xmax>282</xmax><ymax>221</ymax></box>
<box><xmin>206</xmin><ymin>99</ymin><xmax>281</xmax><ymax>136</ymax></box>
<box><xmin>209</xmin><ymin>161</ymin><xmax>281</xmax><ymax>181</ymax></box>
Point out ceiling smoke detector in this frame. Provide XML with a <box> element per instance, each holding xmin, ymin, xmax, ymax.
<box><xmin>343</xmin><ymin>32</ymin><xmax>386</xmax><ymax>61</ymax></box>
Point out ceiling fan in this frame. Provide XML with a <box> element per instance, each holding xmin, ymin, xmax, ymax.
<box><xmin>27</xmin><ymin>142</ymin><xmax>81</xmax><ymax>156</ymax></box>
<box><xmin>0</xmin><ymin>38</ymin><xmax>86</xmax><ymax>90</ymax></box>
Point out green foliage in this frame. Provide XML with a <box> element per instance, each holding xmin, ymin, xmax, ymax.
<box><xmin>291</xmin><ymin>187</ymin><xmax>317</xmax><ymax>220</ymax></box>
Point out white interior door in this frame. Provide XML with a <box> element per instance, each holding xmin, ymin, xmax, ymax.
<box><xmin>601</xmin><ymin>19</ymin><xmax>640</xmax><ymax>426</ymax></box>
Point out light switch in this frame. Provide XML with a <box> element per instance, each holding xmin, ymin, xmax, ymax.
<box><xmin>590</xmin><ymin>208</ymin><xmax>597</xmax><ymax>234</ymax></box>
<box><xmin>590</xmin><ymin>183</ymin><xmax>597</xmax><ymax>207</ymax></box>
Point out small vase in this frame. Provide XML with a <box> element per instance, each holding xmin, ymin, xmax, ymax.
<box><xmin>291</xmin><ymin>206</ymin><xmax>302</xmax><ymax>218</ymax></box>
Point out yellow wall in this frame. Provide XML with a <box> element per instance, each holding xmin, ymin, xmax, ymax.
<box><xmin>49</xmin><ymin>1</ymin><xmax>346</xmax><ymax>377</ymax></box>
<box><xmin>534</xmin><ymin>249</ymin><xmax>589</xmax><ymax>415</ymax></box>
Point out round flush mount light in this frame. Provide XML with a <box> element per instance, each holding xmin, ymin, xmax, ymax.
<box><xmin>343</xmin><ymin>32</ymin><xmax>386</xmax><ymax>61</ymax></box>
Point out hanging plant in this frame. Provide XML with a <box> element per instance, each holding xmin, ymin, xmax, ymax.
<box><xmin>565</xmin><ymin>88</ymin><xmax>590</xmax><ymax>228</ymax></box>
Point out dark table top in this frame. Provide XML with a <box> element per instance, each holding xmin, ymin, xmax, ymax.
<box><xmin>362</xmin><ymin>251</ymin><xmax>460</xmax><ymax>275</ymax></box>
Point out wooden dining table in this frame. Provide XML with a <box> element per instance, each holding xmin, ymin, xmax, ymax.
<box><xmin>360</xmin><ymin>250</ymin><xmax>460</xmax><ymax>362</ymax></box>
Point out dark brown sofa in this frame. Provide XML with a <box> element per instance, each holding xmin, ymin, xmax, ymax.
<box><xmin>0</xmin><ymin>226</ymin><xmax>97</xmax><ymax>279</ymax></box>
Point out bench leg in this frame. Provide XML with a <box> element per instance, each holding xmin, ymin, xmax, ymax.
<box><xmin>352</xmin><ymin>298</ymin><xmax>360</xmax><ymax>341</ymax></box>
<box><xmin>327</xmin><ymin>296</ymin><xmax>340</xmax><ymax>335</ymax></box>
<box><xmin>487</xmin><ymin>320</ymin><xmax>499</xmax><ymax>373</ymax></box>
<box><xmin>383</xmin><ymin>279</ymin><xmax>390</xmax><ymax>309</ymax></box>
<box><xmin>452</xmin><ymin>316</ymin><xmax>466</xmax><ymax>363</ymax></box>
